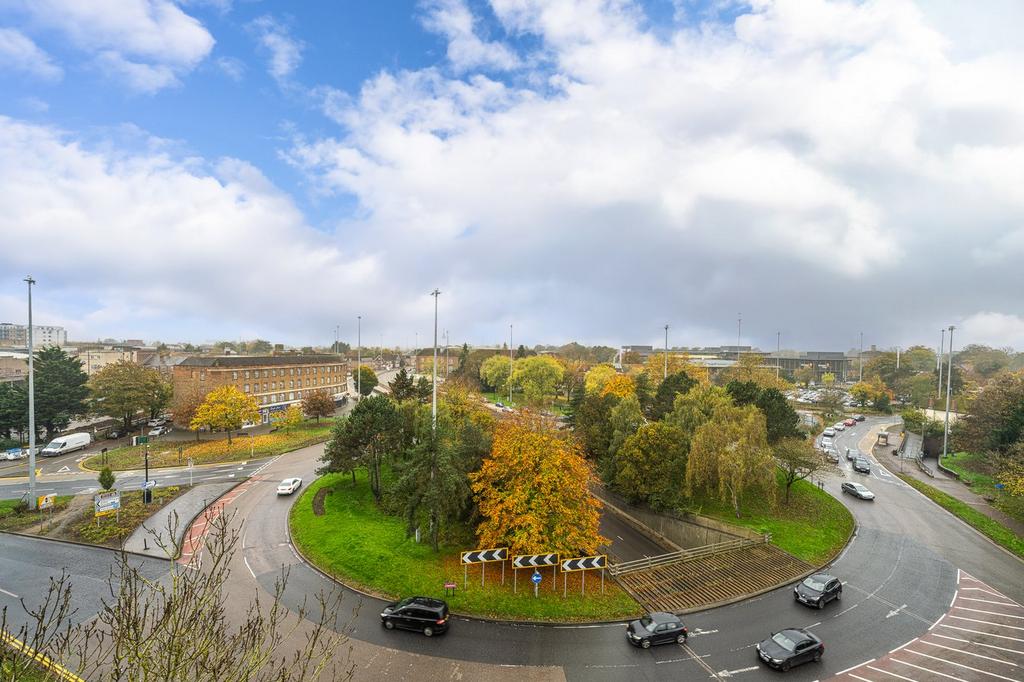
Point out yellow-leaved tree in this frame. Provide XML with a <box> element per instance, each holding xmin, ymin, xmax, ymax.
<box><xmin>469</xmin><ymin>414</ymin><xmax>606</xmax><ymax>555</ymax></box>
<box><xmin>273</xmin><ymin>404</ymin><xmax>304</xmax><ymax>432</ymax></box>
<box><xmin>720</xmin><ymin>353</ymin><xmax>791</xmax><ymax>392</ymax></box>
<box><xmin>686</xmin><ymin>403</ymin><xmax>775</xmax><ymax>518</ymax></box>
<box><xmin>643</xmin><ymin>353</ymin><xmax>711</xmax><ymax>385</ymax></box>
<box><xmin>600</xmin><ymin>373</ymin><xmax>636</xmax><ymax>399</ymax></box>
<box><xmin>584</xmin><ymin>364</ymin><xmax>618</xmax><ymax>395</ymax></box>
<box><xmin>190</xmin><ymin>385</ymin><xmax>260</xmax><ymax>444</ymax></box>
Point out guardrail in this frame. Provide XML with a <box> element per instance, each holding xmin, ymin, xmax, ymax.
<box><xmin>1</xmin><ymin>629</ymin><xmax>85</xmax><ymax>682</ymax></box>
<box><xmin>608</xmin><ymin>535</ymin><xmax>771</xmax><ymax>577</ymax></box>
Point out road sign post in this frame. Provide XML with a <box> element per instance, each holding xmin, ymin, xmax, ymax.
<box><xmin>512</xmin><ymin>553</ymin><xmax>558</xmax><ymax>595</ymax></box>
<box><xmin>460</xmin><ymin>547</ymin><xmax>508</xmax><ymax>590</ymax></box>
<box><xmin>532</xmin><ymin>570</ymin><xmax>541</xmax><ymax>598</ymax></box>
<box><xmin>560</xmin><ymin>555</ymin><xmax>607</xmax><ymax>597</ymax></box>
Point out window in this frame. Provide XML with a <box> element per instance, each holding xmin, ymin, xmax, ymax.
<box><xmin>289</xmin><ymin>392</ymin><xmax>294</xmax><ymax>400</ymax></box>
<box><xmin>263</xmin><ymin>383</ymin><xmax>268</xmax><ymax>391</ymax></box>
<box><xmin>245</xmin><ymin>370</ymin><xmax>250</xmax><ymax>379</ymax></box>
<box><xmin>289</xmin><ymin>380</ymin><xmax>294</xmax><ymax>388</ymax></box>
<box><xmin>244</xmin><ymin>384</ymin><xmax>250</xmax><ymax>393</ymax></box>
<box><xmin>306</xmin><ymin>379</ymin><xmax>310</xmax><ymax>387</ymax></box>
<box><xmin>232</xmin><ymin>371</ymin><xmax>238</xmax><ymax>380</ymax></box>
<box><xmin>200</xmin><ymin>370</ymin><xmax>205</xmax><ymax>381</ymax></box>
<box><xmin>263</xmin><ymin>370</ymin><xmax>269</xmax><ymax>378</ymax></box>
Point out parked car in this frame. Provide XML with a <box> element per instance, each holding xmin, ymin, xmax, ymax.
<box><xmin>845</xmin><ymin>447</ymin><xmax>861</xmax><ymax>462</ymax></box>
<box><xmin>794</xmin><ymin>573</ymin><xmax>842</xmax><ymax>609</ymax></box>
<box><xmin>843</xmin><ymin>418</ymin><xmax>856</xmax><ymax>427</ymax></box>
<box><xmin>822</xmin><ymin>427</ymin><xmax>837</xmax><ymax>438</ymax></box>
<box><xmin>148</xmin><ymin>425</ymin><xmax>172</xmax><ymax>437</ymax></box>
<box><xmin>106</xmin><ymin>429</ymin><xmax>122</xmax><ymax>440</ymax></box>
<box><xmin>756</xmin><ymin>628</ymin><xmax>824</xmax><ymax>671</ymax></box>
<box><xmin>825</xmin><ymin>448</ymin><xmax>840</xmax><ymax>464</ymax></box>
<box><xmin>380</xmin><ymin>596</ymin><xmax>449</xmax><ymax>636</ymax></box>
<box><xmin>821</xmin><ymin>437</ymin><xmax>834</xmax><ymax>451</ymax></box>
<box><xmin>40</xmin><ymin>432</ymin><xmax>92</xmax><ymax>457</ymax></box>
<box><xmin>626</xmin><ymin>612</ymin><xmax>688</xmax><ymax>648</ymax></box>
<box><xmin>832</xmin><ymin>422</ymin><xmax>845</xmax><ymax>432</ymax></box>
<box><xmin>853</xmin><ymin>457</ymin><xmax>871</xmax><ymax>474</ymax></box>
<box><xmin>276</xmin><ymin>477</ymin><xmax>302</xmax><ymax>495</ymax></box>
<box><xmin>3</xmin><ymin>448</ymin><xmax>27</xmax><ymax>461</ymax></box>
<box><xmin>495</xmin><ymin>402</ymin><xmax>505</xmax><ymax>408</ymax></box>
<box><xmin>854</xmin><ymin>414</ymin><xmax>866</xmax><ymax>421</ymax></box>
<box><xmin>147</xmin><ymin>418</ymin><xmax>166</xmax><ymax>427</ymax></box>
<box><xmin>842</xmin><ymin>481</ymin><xmax>875</xmax><ymax>500</ymax></box>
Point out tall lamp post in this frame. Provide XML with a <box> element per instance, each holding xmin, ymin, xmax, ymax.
<box><xmin>942</xmin><ymin>325</ymin><xmax>956</xmax><ymax>461</ymax></box>
<box><xmin>776</xmin><ymin>331</ymin><xmax>781</xmax><ymax>378</ymax></box>
<box><xmin>736</xmin><ymin>313</ymin><xmax>742</xmax><ymax>360</ymax></box>
<box><xmin>859</xmin><ymin>331</ymin><xmax>864</xmax><ymax>382</ymax></box>
<box><xmin>508</xmin><ymin>323</ymin><xmax>513</xmax><ymax>405</ymax></box>
<box><xmin>431</xmin><ymin>290</ymin><xmax>440</xmax><ymax>429</ymax></box>
<box><xmin>663</xmin><ymin>325</ymin><xmax>669</xmax><ymax>380</ymax></box>
<box><xmin>937</xmin><ymin>328</ymin><xmax>945</xmax><ymax>398</ymax></box>
<box><xmin>25</xmin><ymin>276</ymin><xmax>37</xmax><ymax>510</ymax></box>
<box><xmin>357</xmin><ymin>315</ymin><xmax>361</xmax><ymax>399</ymax></box>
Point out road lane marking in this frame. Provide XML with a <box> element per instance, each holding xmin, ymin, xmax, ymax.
<box><xmin>950</xmin><ymin>590</ymin><xmax>958</xmax><ymax>608</ymax></box>
<box><xmin>930</xmin><ymin>633</ymin><xmax>1024</xmax><ymax>656</ymax></box>
<box><xmin>916</xmin><ymin>639</ymin><xmax>1017</xmax><ymax>667</ymax></box>
<box><xmin>717</xmin><ymin>666</ymin><xmax>758</xmax><ymax>676</ymax></box>
<box><xmin>938</xmin><ymin>624</ymin><xmax>1024</xmax><ymax>642</ymax></box>
<box><xmin>838</xmin><ymin>659</ymin><xmax>876</xmax><ymax>675</ymax></box>
<box><xmin>866</xmin><ymin>664</ymin><xmax>917</xmax><ymax>681</ymax></box>
<box><xmin>890</xmin><ymin>638</ymin><xmax>916</xmax><ymax>654</ymax></box>
<box><xmin>0</xmin><ymin>587</ymin><xmax>18</xmax><ymax>599</ymax></box>
<box><xmin>946</xmin><ymin>615</ymin><xmax>1024</xmax><ymax>630</ymax></box>
<box><xmin>954</xmin><ymin>606</ymin><xmax>1024</xmax><ymax>619</ymax></box>
<box><xmin>904</xmin><ymin>648</ymin><xmax>1018</xmax><ymax>681</ymax></box>
<box><xmin>849</xmin><ymin>675</ymin><xmax>872</xmax><ymax>682</ymax></box>
<box><xmin>834</xmin><ymin>603</ymin><xmax>858</xmax><ymax>618</ymax></box>
<box><xmin>960</xmin><ymin>597</ymin><xmax>1019</xmax><ymax>607</ymax></box>
<box><xmin>891</xmin><ymin>657</ymin><xmax>968</xmax><ymax>681</ymax></box>
<box><xmin>243</xmin><ymin>556</ymin><xmax>256</xmax><ymax>579</ymax></box>
<box><xmin>887</xmin><ymin>604</ymin><xmax>908</xmax><ymax>619</ymax></box>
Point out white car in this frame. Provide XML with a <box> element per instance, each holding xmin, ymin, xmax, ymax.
<box><xmin>833</xmin><ymin>422</ymin><xmax>846</xmax><ymax>431</ymax></box>
<box><xmin>148</xmin><ymin>425</ymin><xmax>172</xmax><ymax>436</ymax></box>
<box><xmin>147</xmin><ymin>418</ymin><xmax>166</xmax><ymax>427</ymax></box>
<box><xmin>3</xmin><ymin>448</ymin><xmax>27</xmax><ymax>461</ymax></box>
<box><xmin>277</xmin><ymin>477</ymin><xmax>302</xmax><ymax>495</ymax></box>
<box><xmin>821</xmin><ymin>437</ymin><xmax>834</xmax><ymax>450</ymax></box>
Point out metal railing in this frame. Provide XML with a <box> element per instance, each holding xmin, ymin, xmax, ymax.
<box><xmin>608</xmin><ymin>534</ymin><xmax>771</xmax><ymax>577</ymax></box>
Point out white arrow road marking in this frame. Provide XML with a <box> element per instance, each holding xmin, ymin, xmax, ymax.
<box><xmin>717</xmin><ymin>666</ymin><xmax>759</xmax><ymax>677</ymax></box>
<box><xmin>56</xmin><ymin>465</ymin><xmax>71</xmax><ymax>473</ymax></box>
<box><xmin>0</xmin><ymin>586</ymin><xmax>19</xmax><ymax>599</ymax></box>
<box><xmin>887</xmin><ymin>604</ymin><xmax>909</xmax><ymax>618</ymax></box>
<box><xmin>689</xmin><ymin>628</ymin><xmax>719</xmax><ymax>637</ymax></box>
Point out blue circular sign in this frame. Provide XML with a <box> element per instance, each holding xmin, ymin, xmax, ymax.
<box><xmin>531</xmin><ymin>571</ymin><xmax>542</xmax><ymax>584</ymax></box>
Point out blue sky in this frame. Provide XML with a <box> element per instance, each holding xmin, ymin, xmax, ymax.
<box><xmin>1</xmin><ymin>1</ymin><xmax>1023</xmax><ymax>351</ymax></box>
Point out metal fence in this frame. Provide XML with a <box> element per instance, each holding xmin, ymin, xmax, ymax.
<box><xmin>608</xmin><ymin>534</ymin><xmax>772</xmax><ymax>577</ymax></box>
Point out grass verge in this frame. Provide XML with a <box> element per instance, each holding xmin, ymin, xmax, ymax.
<box><xmin>897</xmin><ymin>473</ymin><xmax>1024</xmax><ymax>560</ymax></box>
<box><xmin>687</xmin><ymin>471</ymin><xmax>855</xmax><ymax>566</ymax></box>
<box><xmin>82</xmin><ymin>419</ymin><xmax>336</xmax><ymax>471</ymax></box>
<box><xmin>0</xmin><ymin>496</ymin><xmax>74</xmax><ymax>533</ymax></box>
<box><xmin>290</xmin><ymin>472</ymin><xmax>640</xmax><ymax>622</ymax></box>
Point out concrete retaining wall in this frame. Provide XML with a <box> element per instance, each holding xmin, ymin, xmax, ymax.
<box><xmin>593</xmin><ymin>486</ymin><xmax>760</xmax><ymax>551</ymax></box>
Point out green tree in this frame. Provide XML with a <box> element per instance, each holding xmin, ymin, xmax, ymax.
<box><xmin>633</xmin><ymin>370</ymin><xmax>654</xmax><ymax>414</ymax></box>
<box><xmin>33</xmin><ymin>347</ymin><xmax>89</xmax><ymax>438</ymax></box>
<box><xmin>0</xmin><ymin>382</ymin><xmax>27</xmax><ymax>440</ymax></box>
<box><xmin>774</xmin><ymin>437</ymin><xmax>827</xmax><ymax>503</ymax></box>
<box><xmin>356</xmin><ymin>365</ymin><xmax>378</xmax><ymax>397</ymax></box>
<box><xmin>145</xmin><ymin>374</ymin><xmax>173</xmax><ymax>420</ymax></box>
<box><xmin>818</xmin><ymin>373</ymin><xmax>845</xmax><ymax>422</ymax></box>
<box><xmin>792</xmin><ymin>364</ymin><xmax>816</xmax><ymax>386</ymax></box>
<box><xmin>98</xmin><ymin>466</ymin><xmax>116</xmax><ymax>491</ymax></box>
<box><xmin>514</xmin><ymin>344</ymin><xmax>529</xmax><ymax>359</ymax></box>
<box><xmin>387</xmin><ymin>368</ymin><xmax>416</xmax><ymax>402</ymax></box>
<box><xmin>301</xmin><ymin>389</ymin><xmax>335</xmax><ymax>423</ymax></box>
<box><xmin>574</xmin><ymin>392</ymin><xmax>617</xmax><ymax>461</ymax></box>
<box><xmin>686</xmin><ymin>404</ymin><xmax>774</xmax><ymax>518</ymax></box>
<box><xmin>668</xmin><ymin>383</ymin><xmax>732</xmax><ymax>437</ymax></box>
<box><xmin>510</xmin><ymin>355</ymin><xmax>564</xmax><ymax>406</ymax></box>
<box><xmin>605</xmin><ymin>395</ymin><xmax>644</xmax><ymax>482</ymax></box>
<box><xmin>584</xmin><ymin>364</ymin><xmax>618</xmax><ymax>395</ymax></box>
<box><xmin>726</xmin><ymin>381</ymin><xmax>802</xmax><ymax>444</ymax></box>
<box><xmin>954</xmin><ymin>371</ymin><xmax>1024</xmax><ymax>457</ymax></box>
<box><xmin>189</xmin><ymin>385</ymin><xmax>260</xmax><ymax>444</ymax></box>
<box><xmin>246</xmin><ymin>339</ymin><xmax>273</xmax><ymax>353</ymax></box>
<box><xmin>479</xmin><ymin>354</ymin><xmax>511</xmax><ymax>393</ymax></box>
<box><xmin>89</xmin><ymin>361</ymin><xmax>165</xmax><ymax>432</ymax></box>
<box><xmin>272</xmin><ymin>404</ymin><xmax>303</xmax><ymax>432</ymax></box>
<box><xmin>614</xmin><ymin>421</ymin><xmax>687</xmax><ymax>509</ymax></box>
<box><xmin>648</xmin><ymin>370</ymin><xmax>697</xmax><ymax>421</ymax></box>
<box><xmin>957</xmin><ymin>344</ymin><xmax>1014</xmax><ymax>380</ymax></box>
<box><xmin>320</xmin><ymin>395</ymin><xmax>398</xmax><ymax>499</ymax></box>
<box><xmin>415</xmin><ymin>376</ymin><xmax>432</xmax><ymax>404</ymax></box>
<box><xmin>564</xmin><ymin>382</ymin><xmax>585</xmax><ymax>427</ymax></box>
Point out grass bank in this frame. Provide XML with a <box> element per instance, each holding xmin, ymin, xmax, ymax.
<box><xmin>0</xmin><ymin>496</ymin><xmax>74</xmax><ymax>533</ymax></box>
<box><xmin>688</xmin><ymin>471</ymin><xmax>855</xmax><ymax>565</ymax></box>
<box><xmin>290</xmin><ymin>472</ymin><xmax>640</xmax><ymax>622</ymax></box>
<box><xmin>82</xmin><ymin>419</ymin><xmax>336</xmax><ymax>471</ymax></box>
<box><xmin>898</xmin><ymin>473</ymin><xmax>1024</xmax><ymax>560</ymax></box>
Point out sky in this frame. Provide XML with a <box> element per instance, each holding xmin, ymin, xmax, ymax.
<box><xmin>1</xmin><ymin>0</ymin><xmax>1023</xmax><ymax>353</ymax></box>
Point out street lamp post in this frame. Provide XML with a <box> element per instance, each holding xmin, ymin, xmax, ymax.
<box><xmin>736</xmin><ymin>313</ymin><xmax>741</xmax><ymax>360</ymax></box>
<box><xmin>357</xmin><ymin>315</ymin><xmax>361</xmax><ymax>399</ymax></box>
<box><xmin>663</xmin><ymin>325</ymin><xmax>668</xmax><ymax>380</ymax></box>
<box><xmin>508</xmin><ymin>323</ymin><xmax>513</xmax><ymax>405</ymax></box>
<box><xmin>942</xmin><ymin>325</ymin><xmax>956</xmax><ymax>461</ymax></box>
<box><xmin>431</xmin><ymin>290</ymin><xmax>440</xmax><ymax>429</ymax></box>
<box><xmin>937</xmin><ymin>328</ymin><xmax>945</xmax><ymax>399</ymax></box>
<box><xmin>25</xmin><ymin>276</ymin><xmax>37</xmax><ymax>510</ymax></box>
<box><xmin>859</xmin><ymin>332</ymin><xmax>864</xmax><ymax>382</ymax></box>
<box><xmin>776</xmin><ymin>331</ymin><xmax>781</xmax><ymax>378</ymax></box>
<box><xmin>445</xmin><ymin>330</ymin><xmax>449</xmax><ymax>379</ymax></box>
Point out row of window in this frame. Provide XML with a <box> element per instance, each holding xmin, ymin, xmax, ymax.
<box><xmin>257</xmin><ymin>390</ymin><xmax>330</xmax><ymax>405</ymax></box>
<box><xmin>231</xmin><ymin>365</ymin><xmax>344</xmax><ymax>380</ymax></box>
<box><xmin>243</xmin><ymin>375</ymin><xmax>341</xmax><ymax>393</ymax></box>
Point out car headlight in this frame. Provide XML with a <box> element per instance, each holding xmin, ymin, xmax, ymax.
<box><xmin>771</xmin><ymin>658</ymin><xmax>782</xmax><ymax>664</ymax></box>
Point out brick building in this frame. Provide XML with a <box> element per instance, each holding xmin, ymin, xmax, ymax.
<box><xmin>173</xmin><ymin>354</ymin><xmax>348</xmax><ymax>423</ymax></box>
<box><xmin>412</xmin><ymin>348</ymin><xmax>460</xmax><ymax>375</ymax></box>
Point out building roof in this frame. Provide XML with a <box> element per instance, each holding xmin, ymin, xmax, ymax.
<box><xmin>178</xmin><ymin>354</ymin><xmax>344</xmax><ymax>368</ymax></box>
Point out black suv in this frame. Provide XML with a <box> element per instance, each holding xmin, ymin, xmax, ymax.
<box><xmin>380</xmin><ymin>596</ymin><xmax>449</xmax><ymax>637</ymax></box>
<box><xmin>626</xmin><ymin>612</ymin><xmax>688</xmax><ymax>648</ymax></box>
<box><xmin>853</xmin><ymin>457</ymin><xmax>871</xmax><ymax>474</ymax></box>
<box><xmin>794</xmin><ymin>573</ymin><xmax>842</xmax><ymax>609</ymax></box>
<box><xmin>756</xmin><ymin>628</ymin><xmax>824</xmax><ymax>671</ymax></box>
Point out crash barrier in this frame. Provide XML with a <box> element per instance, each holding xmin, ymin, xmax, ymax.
<box><xmin>1</xmin><ymin>629</ymin><xmax>85</xmax><ymax>682</ymax></box>
<box><xmin>609</xmin><ymin>535</ymin><xmax>771</xmax><ymax>577</ymax></box>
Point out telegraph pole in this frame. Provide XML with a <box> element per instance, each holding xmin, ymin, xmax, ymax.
<box><xmin>431</xmin><ymin>290</ymin><xmax>440</xmax><ymax>429</ymax></box>
<box><xmin>663</xmin><ymin>325</ymin><xmax>669</xmax><ymax>380</ymax></box>
<box><xmin>508</xmin><ymin>323</ymin><xmax>513</xmax><ymax>404</ymax></box>
<box><xmin>942</xmin><ymin>326</ymin><xmax>956</xmax><ymax>460</ymax></box>
<box><xmin>25</xmin><ymin>276</ymin><xmax>37</xmax><ymax>510</ymax></box>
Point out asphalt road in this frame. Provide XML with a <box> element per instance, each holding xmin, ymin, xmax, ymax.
<box><xmin>212</xmin><ymin>416</ymin><xmax>1024</xmax><ymax>681</ymax></box>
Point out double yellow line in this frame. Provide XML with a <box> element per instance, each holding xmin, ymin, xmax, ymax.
<box><xmin>0</xmin><ymin>628</ymin><xmax>84</xmax><ymax>682</ymax></box>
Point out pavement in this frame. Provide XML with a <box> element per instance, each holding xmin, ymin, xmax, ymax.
<box><xmin>122</xmin><ymin>481</ymin><xmax>238</xmax><ymax>558</ymax></box>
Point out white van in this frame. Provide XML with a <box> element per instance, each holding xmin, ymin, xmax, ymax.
<box><xmin>41</xmin><ymin>432</ymin><xmax>92</xmax><ymax>457</ymax></box>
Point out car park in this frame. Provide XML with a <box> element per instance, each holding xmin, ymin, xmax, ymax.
<box><xmin>626</xmin><ymin>612</ymin><xmax>688</xmax><ymax>648</ymax></box>
<box><xmin>844</xmin><ymin>418</ymin><xmax>856</xmax><ymax>427</ymax></box>
<box><xmin>276</xmin><ymin>477</ymin><xmax>302</xmax><ymax>495</ymax></box>
<box><xmin>794</xmin><ymin>573</ymin><xmax>842</xmax><ymax>609</ymax></box>
<box><xmin>853</xmin><ymin>457</ymin><xmax>871</xmax><ymax>474</ymax></box>
<box><xmin>822</xmin><ymin>427</ymin><xmax>836</xmax><ymax>438</ymax></box>
<box><xmin>380</xmin><ymin>596</ymin><xmax>449</xmax><ymax>636</ymax></box>
<box><xmin>842</xmin><ymin>482</ymin><xmax>875</xmax><ymax>500</ymax></box>
<box><xmin>147</xmin><ymin>417</ymin><xmax>167</xmax><ymax>427</ymax></box>
<box><xmin>756</xmin><ymin>628</ymin><xmax>824</xmax><ymax>671</ymax></box>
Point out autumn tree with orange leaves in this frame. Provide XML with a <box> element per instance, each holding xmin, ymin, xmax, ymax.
<box><xmin>470</xmin><ymin>414</ymin><xmax>606</xmax><ymax>556</ymax></box>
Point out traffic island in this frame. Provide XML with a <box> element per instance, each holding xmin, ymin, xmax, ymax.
<box><xmin>289</xmin><ymin>472</ymin><xmax>642</xmax><ymax>622</ymax></box>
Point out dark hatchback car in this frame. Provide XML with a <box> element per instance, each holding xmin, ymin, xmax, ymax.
<box><xmin>794</xmin><ymin>573</ymin><xmax>842</xmax><ymax>609</ymax></box>
<box><xmin>626</xmin><ymin>612</ymin><xmax>688</xmax><ymax>648</ymax></box>
<box><xmin>756</xmin><ymin>628</ymin><xmax>824</xmax><ymax>671</ymax></box>
<box><xmin>380</xmin><ymin>596</ymin><xmax>449</xmax><ymax>637</ymax></box>
<box><xmin>853</xmin><ymin>457</ymin><xmax>871</xmax><ymax>474</ymax></box>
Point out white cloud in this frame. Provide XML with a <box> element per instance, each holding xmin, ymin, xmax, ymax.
<box><xmin>289</xmin><ymin>0</ymin><xmax>1024</xmax><ymax>349</ymax></box>
<box><xmin>216</xmin><ymin>55</ymin><xmax>245</xmax><ymax>82</ymax></box>
<box><xmin>248</xmin><ymin>15</ymin><xmax>303</xmax><ymax>83</ymax></box>
<box><xmin>958</xmin><ymin>313</ymin><xmax>1024</xmax><ymax>351</ymax></box>
<box><xmin>0</xmin><ymin>27</ymin><xmax>62</xmax><ymax>80</ymax></box>
<box><xmin>421</xmin><ymin>0</ymin><xmax>519</xmax><ymax>72</ymax></box>
<box><xmin>9</xmin><ymin>0</ymin><xmax>213</xmax><ymax>92</ymax></box>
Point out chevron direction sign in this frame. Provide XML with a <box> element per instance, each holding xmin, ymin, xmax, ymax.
<box><xmin>461</xmin><ymin>547</ymin><xmax>508</xmax><ymax>564</ymax></box>
<box><xmin>512</xmin><ymin>553</ymin><xmax>559</xmax><ymax>569</ymax></box>
<box><xmin>561</xmin><ymin>555</ymin><xmax>607</xmax><ymax>572</ymax></box>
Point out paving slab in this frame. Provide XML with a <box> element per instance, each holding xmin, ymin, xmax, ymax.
<box><xmin>123</xmin><ymin>482</ymin><xmax>237</xmax><ymax>558</ymax></box>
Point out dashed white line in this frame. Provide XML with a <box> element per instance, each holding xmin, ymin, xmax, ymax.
<box><xmin>834</xmin><ymin>603</ymin><xmax>859</xmax><ymax>618</ymax></box>
<box><xmin>0</xmin><ymin>587</ymin><xmax>19</xmax><ymax>599</ymax></box>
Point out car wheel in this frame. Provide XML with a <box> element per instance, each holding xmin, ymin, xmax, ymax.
<box><xmin>383</xmin><ymin>620</ymin><xmax>394</xmax><ymax>630</ymax></box>
<box><xmin>781</xmin><ymin>660</ymin><xmax>791</xmax><ymax>672</ymax></box>
<box><xmin>641</xmin><ymin>639</ymin><xmax>651</xmax><ymax>649</ymax></box>
<box><xmin>423</xmin><ymin>626</ymin><xmax>434</xmax><ymax>637</ymax></box>
<box><xmin>817</xmin><ymin>599</ymin><xmax>824</xmax><ymax>609</ymax></box>
<box><xmin>676</xmin><ymin>634</ymin><xmax>687</xmax><ymax>645</ymax></box>
<box><xmin>814</xmin><ymin>649</ymin><xmax>822</xmax><ymax>662</ymax></box>
<box><xmin>836</xmin><ymin>590</ymin><xmax>842</xmax><ymax>601</ymax></box>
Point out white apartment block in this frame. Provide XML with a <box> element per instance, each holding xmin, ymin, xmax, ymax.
<box><xmin>0</xmin><ymin>323</ymin><xmax>67</xmax><ymax>347</ymax></box>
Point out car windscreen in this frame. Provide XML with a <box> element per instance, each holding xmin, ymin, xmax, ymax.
<box><xmin>639</xmin><ymin>616</ymin><xmax>655</xmax><ymax>631</ymax></box>
<box><xmin>43</xmin><ymin>440</ymin><xmax>63</xmax><ymax>449</ymax></box>
<box><xmin>771</xmin><ymin>632</ymin><xmax>798</xmax><ymax>651</ymax></box>
<box><xmin>802</xmin><ymin>576</ymin><xmax>827</xmax><ymax>591</ymax></box>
